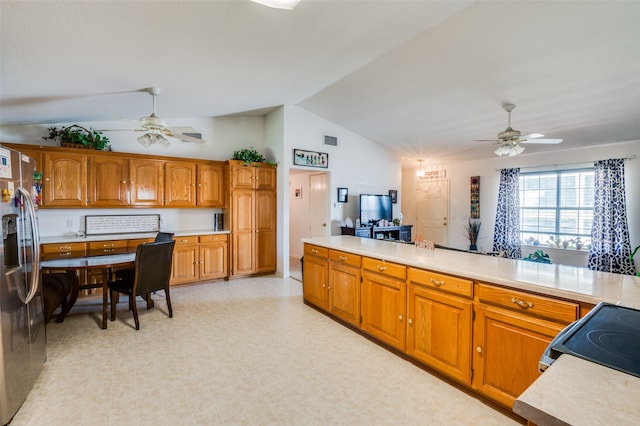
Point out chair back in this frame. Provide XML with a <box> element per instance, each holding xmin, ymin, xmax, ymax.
<box><xmin>133</xmin><ymin>240</ymin><xmax>175</xmax><ymax>297</ymax></box>
<box><xmin>155</xmin><ymin>232</ymin><xmax>175</xmax><ymax>242</ymax></box>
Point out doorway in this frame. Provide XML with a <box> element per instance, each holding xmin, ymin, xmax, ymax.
<box><xmin>289</xmin><ymin>170</ymin><xmax>330</xmax><ymax>281</ymax></box>
<box><xmin>415</xmin><ymin>179</ymin><xmax>449</xmax><ymax>245</ymax></box>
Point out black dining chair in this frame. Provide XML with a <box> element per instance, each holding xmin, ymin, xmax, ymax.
<box><xmin>108</xmin><ymin>240</ymin><xmax>176</xmax><ymax>330</ymax></box>
<box><xmin>114</xmin><ymin>232</ymin><xmax>175</xmax><ymax>281</ymax></box>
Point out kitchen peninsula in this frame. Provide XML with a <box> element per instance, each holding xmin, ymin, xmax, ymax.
<box><xmin>301</xmin><ymin>235</ymin><xmax>640</xmax><ymax>418</ymax></box>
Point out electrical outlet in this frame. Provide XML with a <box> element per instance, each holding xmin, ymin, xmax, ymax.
<box><xmin>66</xmin><ymin>219</ymin><xmax>73</xmax><ymax>228</ymax></box>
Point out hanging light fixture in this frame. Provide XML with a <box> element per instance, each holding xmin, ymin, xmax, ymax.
<box><xmin>416</xmin><ymin>159</ymin><xmax>425</xmax><ymax>178</ymax></box>
<box><xmin>137</xmin><ymin>130</ymin><xmax>171</xmax><ymax>148</ymax></box>
<box><xmin>494</xmin><ymin>142</ymin><xmax>525</xmax><ymax>157</ymax></box>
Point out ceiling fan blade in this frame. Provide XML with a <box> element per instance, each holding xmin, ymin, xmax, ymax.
<box><xmin>163</xmin><ymin>130</ymin><xmax>205</xmax><ymax>145</ymax></box>
<box><xmin>473</xmin><ymin>139</ymin><xmax>500</xmax><ymax>143</ymax></box>
<box><xmin>522</xmin><ymin>133</ymin><xmax>544</xmax><ymax>139</ymax></box>
<box><xmin>522</xmin><ymin>138</ymin><xmax>563</xmax><ymax>144</ymax></box>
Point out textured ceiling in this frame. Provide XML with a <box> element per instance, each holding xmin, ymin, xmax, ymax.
<box><xmin>1</xmin><ymin>1</ymin><xmax>639</xmax><ymax>163</ymax></box>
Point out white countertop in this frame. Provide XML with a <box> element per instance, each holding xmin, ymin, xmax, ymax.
<box><xmin>302</xmin><ymin>236</ymin><xmax>640</xmax><ymax>308</ymax></box>
<box><xmin>513</xmin><ymin>354</ymin><xmax>640</xmax><ymax>425</ymax></box>
<box><xmin>40</xmin><ymin>229</ymin><xmax>230</xmax><ymax>244</ymax></box>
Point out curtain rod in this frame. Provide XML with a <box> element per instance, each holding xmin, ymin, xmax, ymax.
<box><xmin>495</xmin><ymin>154</ymin><xmax>637</xmax><ymax>172</ymax></box>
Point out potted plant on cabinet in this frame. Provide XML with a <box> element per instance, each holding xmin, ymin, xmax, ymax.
<box><xmin>43</xmin><ymin>125</ymin><xmax>111</xmax><ymax>151</ymax></box>
<box><xmin>232</xmin><ymin>147</ymin><xmax>265</xmax><ymax>165</ymax></box>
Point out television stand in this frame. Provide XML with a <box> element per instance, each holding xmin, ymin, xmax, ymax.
<box><xmin>341</xmin><ymin>225</ymin><xmax>412</xmax><ymax>242</ymax></box>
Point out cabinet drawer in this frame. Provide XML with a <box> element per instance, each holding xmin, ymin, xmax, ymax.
<box><xmin>304</xmin><ymin>244</ymin><xmax>328</xmax><ymax>259</ymax></box>
<box><xmin>174</xmin><ymin>236</ymin><xmax>199</xmax><ymax>245</ymax></box>
<box><xmin>41</xmin><ymin>242</ymin><xmax>86</xmax><ymax>254</ymax></box>
<box><xmin>408</xmin><ymin>267</ymin><xmax>473</xmax><ymax>298</ymax></box>
<box><xmin>41</xmin><ymin>242</ymin><xmax>86</xmax><ymax>259</ymax></box>
<box><xmin>362</xmin><ymin>257</ymin><xmax>406</xmax><ymax>280</ymax></box>
<box><xmin>88</xmin><ymin>240</ymin><xmax>128</xmax><ymax>255</ymax></box>
<box><xmin>328</xmin><ymin>249</ymin><xmax>361</xmax><ymax>267</ymax></box>
<box><xmin>199</xmin><ymin>234</ymin><xmax>228</xmax><ymax>243</ymax></box>
<box><xmin>477</xmin><ymin>283</ymin><xmax>578</xmax><ymax>324</ymax></box>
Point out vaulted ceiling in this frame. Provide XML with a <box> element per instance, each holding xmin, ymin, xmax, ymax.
<box><xmin>1</xmin><ymin>1</ymin><xmax>639</xmax><ymax>163</ymax></box>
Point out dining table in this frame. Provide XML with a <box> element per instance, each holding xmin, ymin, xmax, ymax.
<box><xmin>40</xmin><ymin>252</ymin><xmax>136</xmax><ymax>329</ymax></box>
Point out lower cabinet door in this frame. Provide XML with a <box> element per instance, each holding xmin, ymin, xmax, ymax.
<box><xmin>328</xmin><ymin>263</ymin><xmax>361</xmax><ymax>327</ymax></box>
<box><xmin>406</xmin><ymin>284</ymin><xmax>472</xmax><ymax>384</ymax></box>
<box><xmin>171</xmin><ymin>244</ymin><xmax>198</xmax><ymax>285</ymax></box>
<box><xmin>302</xmin><ymin>255</ymin><xmax>329</xmax><ymax>310</ymax></box>
<box><xmin>472</xmin><ymin>304</ymin><xmax>565</xmax><ymax>407</ymax></box>
<box><xmin>361</xmin><ymin>271</ymin><xmax>406</xmax><ymax>351</ymax></box>
<box><xmin>199</xmin><ymin>242</ymin><xmax>228</xmax><ymax>280</ymax></box>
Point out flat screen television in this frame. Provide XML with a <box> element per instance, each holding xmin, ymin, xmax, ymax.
<box><xmin>360</xmin><ymin>194</ymin><xmax>392</xmax><ymax>225</ymax></box>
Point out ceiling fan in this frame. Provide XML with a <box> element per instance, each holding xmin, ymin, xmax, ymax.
<box><xmin>475</xmin><ymin>103</ymin><xmax>563</xmax><ymax>156</ymax></box>
<box><xmin>103</xmin><ymin>87</ymin><xmax>206</xmax><ymax>147</ymax></box>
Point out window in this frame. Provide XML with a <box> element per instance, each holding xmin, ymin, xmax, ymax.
<box><xmin>520</xmin><ymin>168</ymin><xmax>594</xmax><ymax>250</ymax></box>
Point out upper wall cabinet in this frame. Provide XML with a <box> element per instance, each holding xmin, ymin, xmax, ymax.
<box><xmin>43</xmin><ymin>152</ymin><xmax>88</xmax><ymax>207</ymax></box>
<box><xmin>197</xmin><ymin>163</ymin><xmax>225</xmax><ymax>207</ymax></box>
<box><xmin>164</xmin><ymin>160</ymin><xmax>196</xmax><ymax>207</ymax></box>
<box><xmin>2</xmin><ymin>143</ymin><xmax>225</xmax><ymax>209</ymax></box>
<box><xmin>229</xmin><ymin>160</ymin><xmax>276</xmax><ymax>190</ymax></box>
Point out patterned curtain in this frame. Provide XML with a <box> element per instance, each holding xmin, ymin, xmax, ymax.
<box><xmin>493</xmin><ymin>168</ymin><xmax>521</xmax><ymax>259</ymax></box>
<box><xmin>587</xmin><ymin>159</ymin><xmax>636</xmax><ymax>275</ymax></box>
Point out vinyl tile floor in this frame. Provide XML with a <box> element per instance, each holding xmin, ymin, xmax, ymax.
<box><xmin>13</xmin><ymin>276</ymin><xmax>519</xmax><ymax>425</ymax></box>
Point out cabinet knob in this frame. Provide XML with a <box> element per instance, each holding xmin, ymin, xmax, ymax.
<box><xmin>339</xmin><ymin>255</ymin><xmax>347</xmax><ymax>262</ymax></box>
<box><xmin>311</xmin><ymin>248</ymin><xmax>318</xmax><ymax>253</ymax></box>
<box><xmin>408</xmin><ymin>318</ymin><xmax>413</xmax><ymax>325</ymax></box>
<box><xmin>376</xmin><ymin>265</ymin><xmax>387</xmax><ymax>272</ymax></box>
<box><xmin>476</xmin><ymin>346</ymin><xmax>482</xmax><ymax>353</ymax></box>
<box><xmin>398</xmin><ymin>315</ymin><xmax>403</xmax><ymax>321</ymax></box>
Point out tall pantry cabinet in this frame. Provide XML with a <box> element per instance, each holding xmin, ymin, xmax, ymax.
<box><xmin>228</xmin><ymin>160</ymin><xmax>277</xmax><ymax>276</ymax></box>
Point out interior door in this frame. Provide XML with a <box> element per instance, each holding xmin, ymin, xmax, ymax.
<box><xmin>309</xmin><ymin>173</ymin><xmax>329</xmax><ymax>237</ymax></box>
<box><xmin>416</xmin><ymin>179</ymin><xmax>449</xmax><ymax>245</ymax></box>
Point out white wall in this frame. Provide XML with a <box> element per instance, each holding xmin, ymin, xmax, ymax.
<box><xmin>402</xmin><ymin>140</ymin><xmax>640</xmax><ymax>269</ymax></box>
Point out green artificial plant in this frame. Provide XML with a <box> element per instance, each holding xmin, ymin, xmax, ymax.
<box><xmin>43</xmin><ymin>125</ymin><xmax>111</xmax><ymax>151</ymax></box>
<box><xmin>232</xmin><ymin>147</ymin><xmax>265</xmax><ymax>165</ymax></box>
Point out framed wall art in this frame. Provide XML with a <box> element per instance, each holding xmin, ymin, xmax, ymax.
<box><xmin>293</xmin><ymin>149</ymin><xmax>328</xmax><ymax>168</ymax></box>
<box><xmin>337</xmin><ymin>187</ymin><xmax>348</xmax><ymax>203</ymax></box>
<box><xmin>470</xmin><ymin>176</ymin><xmax>480</xmax><ymax>219</ymax></box>
<box><xmin>388</xmin><ymin>189</ymin><xmax>397</xmax><ymax>204</ymax></box>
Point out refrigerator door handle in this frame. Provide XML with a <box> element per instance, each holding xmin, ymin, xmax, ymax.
<box><xmin>16</xmin><ymin>186</ymin><xmax>40</xmax><ymax>304</ymax></box>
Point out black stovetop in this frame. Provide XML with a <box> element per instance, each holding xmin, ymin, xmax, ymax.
<box><xmin>549</xmin><ymin>302</ymin><xmax>640</xmax><ymax>378</ymax></box>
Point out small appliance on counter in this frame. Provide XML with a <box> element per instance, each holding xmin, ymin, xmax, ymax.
<box><xmin>213</xmin><ymin>213</ymin><xmax>224</xmax><ymax>231</ymax></box>
<box><xmin>540</xmin><ymin>302</ymin><xmax>640</xmax><ymax>378</ymax></box>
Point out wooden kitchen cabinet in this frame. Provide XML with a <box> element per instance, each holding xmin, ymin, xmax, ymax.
<box><xmin>229</xmin><ymin>160</ymin><xmax>276</xmax><ymax>190</ymax></box>
<box><xmin>170</xmin><ymin>234</ymin><xmax>229</xmax><ymax>284</ymax></box>
<box><xmin>407</xmin><ymin>268</ymin><xmax>473</xmax><ymax>384</ymax></box>
<box><xmin>197</xmin><ymin>162</ymin><xmax>225</xmax><ymax>207</ymax></box>
<box><xmin>43</xmin><ymin>152</ymin><xmax>88</xmax><ymax>207</ymax></box>
<box><xmin>229</xmin><ymin>160</ymin><xmax>276</xmax><ymax>276</ymax></box>
<box><xmin>88</xmin><ymin>155</ymin><xmax>129</xmax><ymax>207</ymax></box>
<box><xmin>302</xmin><ymin>244</ymin><xmax>329</xmax><ymax>310</ymax></box>
<box><xmin>361</xmin><ymin>257</ymin><xmax>407</xmax><ymax>351</ymax></box>
<box><xmin>40</xmin><ymin>242</ymin><xmax>86</xmax><ymax>260</ymax></box>
<box><xmin>129</xmin><ymin>158</ymin><xmax>164</xmax><ymax>207</ymax></box>
<box><xmin>171</xmin><ymin>236</ymin><xmax>199</xmax><ymax>285</ymax></box>
<box><xmin>328</xmin><ymin>250</ymin><xmax>361</xmax><ymax>327</ymax></box>
<box><xmin>472</xmin><ymin>283</ymin><xmax>579</xmax><ymax>408</ymax></box>
<box><xmin>165</xmin><ymin>160</ymin><xmax>197</xmax><ymax>207</ymax></box>
<box><xmin>255</xmin><ymin>189</ymin><xmax>276</xmax><ymax>273</ymax></box>
<box><xmin>198</xmin><ymin>234</ymin><xmax>228</xmax><ymax>280</ymax></box>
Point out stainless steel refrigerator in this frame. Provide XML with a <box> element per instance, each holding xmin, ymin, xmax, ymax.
<box><xmin>0</xmin><ymin>145</ymin><xmax>43</xmax><ymax>425</ymax></box>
